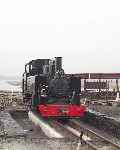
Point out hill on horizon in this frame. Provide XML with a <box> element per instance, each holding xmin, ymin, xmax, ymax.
<box><xmin>0</xmin><ymin>75</ymin><xmax>21</xmax><ymax>81</ymax></box>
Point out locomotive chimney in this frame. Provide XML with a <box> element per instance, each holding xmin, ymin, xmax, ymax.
<box><xmin>55</xmin><ymin>57</ymin><xmax>62</xmax><ymax>72</ymax></box>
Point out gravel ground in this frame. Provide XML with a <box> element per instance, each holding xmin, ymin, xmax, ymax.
<box><xmin>85</xmin><ymin>103</ymin><xmax>120</xmax><ymax>141</ymax></box>
<box><xmin>2</xmin><ymin>92</ymin><xmax>120</xmax><ymax>149</ymax></box>
<box><xmin>0</xmin><ymin>138</ymin><xmax>81</xmax><ymax>150</ymax></box>
<box><xmin>0</xmin><ymin>111</ymin><xmax>26</xmax><ymax>136</ymax></box>
<box><xmin>0</xmin><ymin>92</ymin><xmax>89</xmax><ymax>150</ymax></box>
<box><xmin>0</xmin><ymin>110</ymin><xmax>82</xmax><ymax>150</ymax></box>
<box><xmin>89</xmin><ymin>104</ymin><xmax>120</xmax><ymax>119</ymax></box>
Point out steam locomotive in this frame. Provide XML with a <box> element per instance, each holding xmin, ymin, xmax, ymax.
<box><xmin>22</xmin><ymin>57</ymin><xmax>87</xmax><ymax>118</ymax></box>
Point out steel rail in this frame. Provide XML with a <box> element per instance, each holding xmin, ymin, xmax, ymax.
<box><xmin>55</xmin><ymin>121</ymin><xmax>100</xmax><ymax>150</ymax></box>
<box><xmin>70</xmin><ymin>119</ymin><xmax>120</xmax><ymax>150</ymax></box>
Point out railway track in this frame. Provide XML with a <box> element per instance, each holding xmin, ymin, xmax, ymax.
<box><xmin>7</xmin><ymin>110</ymin><xmax>120</xmax><ymax>149</ymax></box>
<box><xmin>55</xmin><ymin>119</ymin><xmax>120</xmax><ymax>150</ymax></box>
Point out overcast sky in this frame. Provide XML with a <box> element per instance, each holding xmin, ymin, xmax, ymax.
<box><xmin>0</xmin><ymin>0</ymin><xmax>120</xmax><ymax>76</ymax></box>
